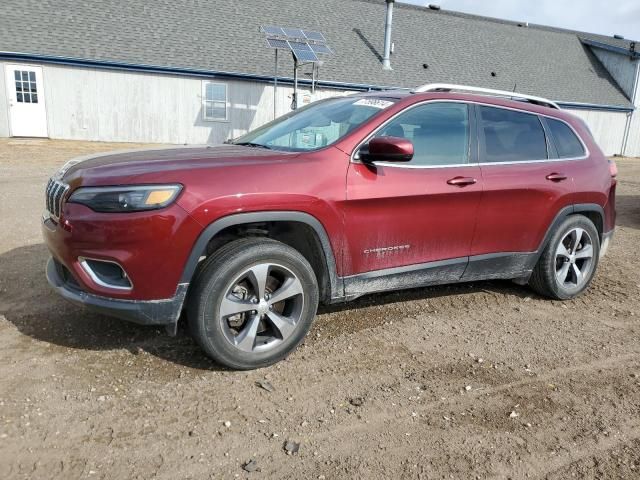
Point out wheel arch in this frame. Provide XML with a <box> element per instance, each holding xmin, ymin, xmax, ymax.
<box><xmin>536</xmin><ymin>203</ymin><xmax>605</xmax><ymax>257</ymax></box>
<box><xmin>180</xmin><ymin>212</ymin><xmax>342</xmax><ymax>304</ymax></box>
<box><xmin>572</xmin><ymin>204</ymin><xmax>604</xmax><ymax>241</ymax></box>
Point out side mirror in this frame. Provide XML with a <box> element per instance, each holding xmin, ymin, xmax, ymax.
<box><xmin>360</xmin><ymin>136</ymin><xmax>414</xmax><ymax>163</ymax></box>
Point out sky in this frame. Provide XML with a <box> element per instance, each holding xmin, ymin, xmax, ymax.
<box><xmin>399</xmin><ymin>0</ymin><xmax>640</xmax><ymax>40</ymax></box>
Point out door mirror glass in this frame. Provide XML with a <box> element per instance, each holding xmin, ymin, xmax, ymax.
<box><xmin>360</xmin><ymin>136</ymin><xmax>414</xmax><ymax>163</ymax></box>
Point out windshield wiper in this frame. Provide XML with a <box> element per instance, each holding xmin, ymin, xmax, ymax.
<box><xmin>233</xmin><ymin>142</ymin><xmax>272</xmax><ymax>150</ymax></box>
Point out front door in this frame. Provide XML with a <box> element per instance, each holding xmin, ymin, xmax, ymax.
<box><xmin>344</xmin><ymin>101</ymin><xmax>482</xmax><ymax>282</ymax></box>
<box><xmin>5</xmin><ymin>64</ymin><xmax>48</xmax><ymax>137</ymax></box>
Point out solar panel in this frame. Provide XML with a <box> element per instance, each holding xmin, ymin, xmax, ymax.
<box><xmin>261</xmin><ymin>25</ymin><xmax>333</xmax><ymax>63</ymax></box>
<box><xmin>266</xmin><ymin>38</ymin><xmax>290</xmax><ymax>49</ymax></box>
<box><xmin>262</xmin><ymin>26</ymin><xmax>285</xmax><ymax>36</ymax></box>
<box><xmin>288</xmin><ymin>41</ymin><xmax>312</xmax><ymax>51</ymax></box>
<box><xmin>282</xmin><ymin>28</ymin><xmax>305</xmax><ymax>39</ymax></box>
<box><xmin>292</xmin><ymin>49</ymin><xmax>319</xmax><ymax>63</ymax></box>
<box><xmin>303</xmin><ymin>31</ymin><xmax>326</xmax><ymax>42</ymax></box>
<box><xmin>287</xmin><ymin>41</ymin><xmax>318</xmax><ymax>62</ymax></box>
<box><xmin>310</xmin><ymin>43</ymin><xmax>333</xmax><ymax>54</ymax></box>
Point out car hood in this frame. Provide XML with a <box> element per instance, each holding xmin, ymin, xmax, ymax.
<box><xmin>60</xmin><ymin>145</ymin><xmax>301</xmax><ymax>186</ymax></box>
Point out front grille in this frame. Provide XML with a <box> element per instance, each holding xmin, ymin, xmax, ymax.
<box><xmin>45</xmin><ymin>178</ymin><xmax>69</xmax><ymax>219</ymax></box>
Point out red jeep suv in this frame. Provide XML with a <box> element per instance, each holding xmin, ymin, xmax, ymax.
<box><xmin>43</xmin><ymin>84</ymin><xmax>616</xmax><ymax>369</ymax></box>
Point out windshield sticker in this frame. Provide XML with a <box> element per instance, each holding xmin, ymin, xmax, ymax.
<box><xmin>354</xmin><ymin>98</ymin><xmax>394</xmax><ymax>109</ymax></box>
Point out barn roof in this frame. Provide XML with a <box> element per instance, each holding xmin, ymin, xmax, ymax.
<box><xmin>0</xmin><ymin>0</ymin><xmax>635</xmax><ymax>108</ymax></box>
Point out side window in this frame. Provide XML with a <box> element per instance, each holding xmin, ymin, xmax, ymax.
<box><xmin>375</xmin><ymin>102</ymin><xmax>470</xmax><ymax>166</ymax></box>
<box><xmin>480</xmin><ymin>106</ymin><xmax>548</xmax><ymax>163</ymax></box>
<box><xmin>546</xmin><ymin>118</ymin><xmax>586</xmax><ymax>158</ymax></box>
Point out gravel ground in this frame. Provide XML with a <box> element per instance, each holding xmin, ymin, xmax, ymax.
<box><xmin>1</xmin><ymin>138</ymin><xmax>640</xmax><ymax>479</ymax></box>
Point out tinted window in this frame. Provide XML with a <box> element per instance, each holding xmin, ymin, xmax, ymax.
<box><xmin>375</xmin><ymin>102</ymin><xmax>469</xmax><ymax>166</ymax></box>
<box><xmin>480</xmin><ymin>106</ymin><xmax>547</xmax><ymax>162</ymax></box>
<box><xmin>547</xmin><ymin>118</ymin><xmax>585</xmax><ymax>158</ymax></box>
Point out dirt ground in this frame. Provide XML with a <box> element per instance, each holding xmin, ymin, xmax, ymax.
<box><xmin>1</xmin><ymin>138</ymin><xmax>639</xmax><ymax>479</ymax></box>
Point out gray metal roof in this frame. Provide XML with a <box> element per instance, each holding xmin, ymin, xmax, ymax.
<box><xmin>0</xmin><ymin>0</ymin><xmax>633</xmax><ymax>107</ymax></box>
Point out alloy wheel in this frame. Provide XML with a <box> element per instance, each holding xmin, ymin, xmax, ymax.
<box><xmin>219</xmin><ymin>263</ymin><xmax>305</xmax><ymax>353</ymax></box>
<box><xmin>554</xmin><ymin>227</ymin><xmax>594</xmax><ymax>289</ymax></box>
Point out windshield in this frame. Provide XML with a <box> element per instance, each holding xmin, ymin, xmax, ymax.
<box><xmin>232</xmin><ymin>96</ymin><xmax>397</xmax><ymax>152</ymax></box>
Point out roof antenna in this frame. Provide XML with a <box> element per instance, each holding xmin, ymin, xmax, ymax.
<box><xmin>512</xmin><ymin>83</ymin><xmax>517</xmax><ymax>93</ymax></box>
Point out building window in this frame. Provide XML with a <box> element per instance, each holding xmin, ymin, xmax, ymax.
<box><xmin>15</xmin><ymin>70</ymin><xmax>38</xmax><ymax>104</ymax></box>
<box><xmin>202</xmin><ymin>81</ymin><xmax>228</xmax><ymax>121</ymax></box>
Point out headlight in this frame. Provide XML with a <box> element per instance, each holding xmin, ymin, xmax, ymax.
<box><xmin>68</xmin><ymin>185</ymin><xmax>182</xmax><ymax>213</ymax></box>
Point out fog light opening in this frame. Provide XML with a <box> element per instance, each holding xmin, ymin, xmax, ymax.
<box><xmin>79</xmin><ymin>257</ymin><xmax>133</xmax><ymax>290</ymax></box>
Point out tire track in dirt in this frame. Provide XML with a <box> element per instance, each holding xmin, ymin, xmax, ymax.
<box><xmin>544</xmin><ymin>438</ymin><xmax>640</xmax><ymax>479</ymax></box>
<box><xmin>238</xmin><ymin>354</ymin><xmax>640</xmax><ymax>478</ymax></box>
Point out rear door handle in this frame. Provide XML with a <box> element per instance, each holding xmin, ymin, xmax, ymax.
<box><xmin>546</xmin><ymin>173</ymin><xmax>567</xmax><ymax>182</ymax></box>
<box><xmin>447</xmin><ymin>176</ymin><xmax>477</xmax><ymax>187</ymax></box>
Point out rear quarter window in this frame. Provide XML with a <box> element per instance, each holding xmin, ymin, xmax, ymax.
<box><xmin>546</xmin><ymin>118</ymin><xmax>586</xmax><ymax>158</ymax></box>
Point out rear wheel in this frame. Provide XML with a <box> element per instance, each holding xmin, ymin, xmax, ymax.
<box><xmin>529</xmin><ymin>215</ymin><xmax>600</xmax><ymax>300</ymax></box>
<box><xmin>187</xmin><ymin>238</ymin><xmax>319</xmax><ymax>370</ymax></box>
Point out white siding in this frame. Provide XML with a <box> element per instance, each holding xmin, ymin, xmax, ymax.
<box><xmin>588</xmin><ymin>47</ymin><xmax>640</xmax><ymax>158</ymax></box>
<box><xmin>591</xmin><ymin>48</ymin><xmax>637</xmax><ymax>98</ymax></box>
<box><xmin>0</xmin><ymin>62</ymin><xmax>10</xmax><ymax>137</ymax></box>
<box><xmin>625</xmin><ymin>109</ymin><xmax>640</xmax><ymax>157</ymax></box>
<box><xmin>39</xmin><ymin>64</ymin><xmax>350</xmax><ymax>145</ymax></box>
<box><xmin>1</xmin><ymin>61</ymin><xmax>637</xmax><ymax>157</ymax></box>
<box><xmin>564</xmin><ymin>108</ymin><xmax>628</xmax><ymax>156</ymax></box>
<box><xmin>623</xmin><ymin>63</ymin><xmax>640</xmax><ymax>158</ymax></box>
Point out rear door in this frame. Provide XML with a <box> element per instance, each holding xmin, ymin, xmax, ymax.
<box><xmin>344</xmin><ymin>101</ymin><xmax>483</xmax><ymax>278</ymax></box>
<box><xmin>467</xmin><ymin>105</ymin><xmax>576</xmax><ymax>276</ymax></box>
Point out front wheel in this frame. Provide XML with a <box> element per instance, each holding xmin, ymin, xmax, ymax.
<box><xmin>529</xmin><ymin>215</ymin><xmax>600</xmax><ymax>300</ymax></box>
<box><xmin>187</xmin><ymin>238</ymin><xmax>319</xmax><ymax>370</ymax></box>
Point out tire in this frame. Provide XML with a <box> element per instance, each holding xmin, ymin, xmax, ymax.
<box><xmin>529</xmin><ymin>215</ymin><xmax>600</xmax><ymax>300</ymax></box>
<box><xmin>187</xmin><ymin>237</ymin><xmax>319</xmax><ymax>370</ymax></box>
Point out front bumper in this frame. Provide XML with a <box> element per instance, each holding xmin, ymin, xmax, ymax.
<box><xmin>46</xmin><ymin>257</ymin><xmax>187</xmax><ymax>326</ymax></box>
<box><xmin>41</xmin><ymin>201</ymin><xmax>202</xmax><ymax>301</ymax></box>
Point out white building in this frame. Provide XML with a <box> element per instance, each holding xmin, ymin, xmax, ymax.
<box><xmin>0</xmin><ymin>0</ymin><xmax>638</xmax><ymax>156</ymax></box>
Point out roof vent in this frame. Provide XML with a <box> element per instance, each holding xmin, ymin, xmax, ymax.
<box><xmin>428</xmin><ymin>4</ymin><xmax>441</xmax><ymax>10</ymax></box>
<box><xmin>382</xmin><ymin>0</ymin><xmax>395</xmax><ymax>70</ymax></box>
<box><xmin>614</xmin><ymin>34</ymin><xmax>625</xmax><ymax>39</ymax></box>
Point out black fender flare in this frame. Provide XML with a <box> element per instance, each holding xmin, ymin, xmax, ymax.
<box><xmin>180</xmin><ymin>211</ymin><xmax>343</xmax><ymax>302</ymax></box>
<box><xmin>529</xmin><ymin>203</ymin><xmax>605</xmax><ymax>268</ymax></box>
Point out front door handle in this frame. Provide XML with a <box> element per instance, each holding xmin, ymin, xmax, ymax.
<box><xmin>546</xmin><ymin>173</ymin><xmax>567</xmax><ymax>182</ymax></box>
<box><xmin>447</xmin><ymin>176</ymin><xmax>477</xmax><ymax>187</ymax></box>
